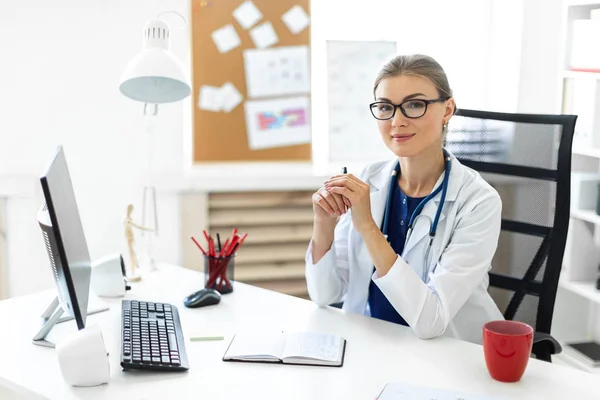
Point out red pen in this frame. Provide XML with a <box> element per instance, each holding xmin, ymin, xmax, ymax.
<box><xmin>219</xmin><ymin>238</ymin><xmax>230</xmax><ymax>257</ymax></box>
<box><xmin>228</xmin><ymin>242</ymin><xmax>240</xmax><ymax>257</ymax></box>
<box><xmin>191</xmin><ymin>236</ymin><xmax>207</xmax><ymax>256</ymax></box>
<box><xmin>212</xmin><ymin>238</ymin><xmax>235</xmax><ymax>280</ymax></box>
<box><xmin>238</xmin><ymin>232</ymin><xmax>248</xmax><ymax>247</ymax></box>
<box><xmin>209</xmin><ymin>235</ymin><xmax>237</xmax><ymax>287</ymax></box>
<box><xmin>229</xmin><ymin>235</ymin><xmax>240</xmax><ymax>253</ymax></box>
<box><xmin>209</xmin><ymin>237</ymin><xmax>216</xmax><ymax>257</ymax></box>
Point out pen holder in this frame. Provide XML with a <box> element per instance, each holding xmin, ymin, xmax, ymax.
<box><xmin>204</xmin><ymin>255</ymin><xmax>235</xmax><ymax>294</ymax></box>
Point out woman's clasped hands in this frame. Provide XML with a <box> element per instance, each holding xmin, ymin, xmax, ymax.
<box><xmin>312</xmin><ymin>173</ymin><xmax>377</xmax><ymax>233</ymax></box>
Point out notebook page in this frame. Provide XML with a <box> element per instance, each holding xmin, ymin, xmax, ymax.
<box><xmin>224</xmin><ymin>334</ymin><xmax>285</xmax><ymax>360</ymax></box>
<box><xmin>281</xmin><ymin>332</ymin><xmax>342</xmax><ymax>362</ymax></box>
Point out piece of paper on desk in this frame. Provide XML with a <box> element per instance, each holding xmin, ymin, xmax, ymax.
<box><xmin>376</xmin><ymin>382</ymin><xmax>508</xmax><ymax>400</ymax></box>
<box><xmin>219</xmin><ymin>82</ymin><xmax>243</xmax><ymax>112</ymax></box>
<box><xmin>233</xmin><ymin>0</ymin><xmax>262</xmax><ymax>30</ymax></box>
<box><xmin>249</xmin><ymin>21</ymin><xmax>279</xmax><ymax>49</ymax></box>
<box><xmin>244</xmin><ymin>96</ymin><xmax>310</xmax><ymax>150</ymax></box>
<box><xmin>281</xmin><ymin>5</ymin><xmax>310</xmax><ymax>34</ymax></box>
<box><xmin>198</xmin><ymin>85</ymin><xmax>223</xmax><ymax>112</ymax></box>
<box><xmin>243</xmin><ymin>46</ymin><xmax>310</xmax><ymax>98</ymax></box>
<box><xmin>211</xmin><ymin>24</ymin><xmax>241</xmax><ymax>53</ymax></box>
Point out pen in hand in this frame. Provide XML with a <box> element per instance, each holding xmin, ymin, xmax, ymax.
<box><xmin>341</xmin><ymin>167</ymin><xmax>349</xmax><ymax>212</ymax></box>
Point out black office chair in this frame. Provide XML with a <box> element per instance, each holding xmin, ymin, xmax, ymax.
<box><xmin>446</xmin><ymin>108</ymin><xmax>577</xmax><ymax>362</ymax></box>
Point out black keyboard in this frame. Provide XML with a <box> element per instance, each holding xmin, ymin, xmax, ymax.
<box><xmin>120</xmin><ymin>300</ymin><xmax>189</xmax><ymax>371</ymax></box>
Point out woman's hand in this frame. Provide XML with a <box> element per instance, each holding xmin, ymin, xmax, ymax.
<box><xmin>312</xmin><ymin>186</ymin><xmax>350</xmax><ymax>223</ymax></box>
<box><xmin>325</xmin><ymin>174</ymin><xmax>377</xmax><ymax>233</ymax></box>
<box><xmin>310</xmin><ymin>186</ymin><xmax>351</xmax><ymax>264</ymax></box>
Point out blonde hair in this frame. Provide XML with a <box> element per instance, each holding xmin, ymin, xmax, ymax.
<box><xmin>373</xmin><ymin>54</ymin><xmax>455</xmax><ymax>113</ymax></box>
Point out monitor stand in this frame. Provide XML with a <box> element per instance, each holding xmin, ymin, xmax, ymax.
<box><xmin>32</xmin><ymin>296</ymin><xmax>109</xmax><ymax>348</ymax></box>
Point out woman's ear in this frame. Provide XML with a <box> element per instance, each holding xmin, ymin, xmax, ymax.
<box><xmin>443</xmin><ymin>98</ymin><xmax>456</xmax><ymax>124</ymax></box>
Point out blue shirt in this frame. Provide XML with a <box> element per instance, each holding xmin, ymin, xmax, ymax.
<box><xmin>368</xmin><ymin>182</ymin><xmax>425</xmax><ymax>326</ymax></box>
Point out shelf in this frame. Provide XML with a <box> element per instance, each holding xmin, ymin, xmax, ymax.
<box><xmin>563</xmin><ymin>69</ymin><xmax>600</xmax><ymax>80</ymax></box>
<box><xmin>209</xmin><ymin>191</ymin><xmax>313</xmax><ymax>209</ymax></box>
<box><xmin>572</xmin><ymin>146</ymin><xmax>600</xmax><ymax>158</ymax></box>
<box><xmin>559</xmin><ymin>277</ymin><xmax>600</xmax><ymax>304</ymax></box>
<box><xmin>218</xmin><ymin>225</ymin><xmax>313</xmax><ymax>245</ymax></box>
<box><xmin>566</xmin><ymin>0</ymin><xmax>600</xmax><ymax>6</ymax></box>
<box><xmin>209</xmin><ymin>208</ymin><xmax>314</xmax><ymax>227</ymax></box>
<box><xmin>570</xmin><ymin>208</ymin><xmax>600</xmax><ymax>224</ymax></box>
<box><xmin>235</xmin><ymin>262</ymin><xmax>306</xmax><ymax>282</ymax></box>
<box><xmin>554</xmin><ymin>349</ymin><xmax>600</xmax><ymax>374</ymax></box>
<box><xmin>234</xmin><ymin>243</ymin><xmax>307</xmax><ymax>266</ymax></box>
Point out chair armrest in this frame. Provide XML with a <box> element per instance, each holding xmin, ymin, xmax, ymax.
<box><xmin>533</xmin><ymin>331</ymin><xmax>562</xmax><ymax>355</ymax></box>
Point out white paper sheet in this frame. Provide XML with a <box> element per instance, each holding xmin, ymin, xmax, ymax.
<box><xmin>244</xmin><ymin>96</ymin><xmax>310</xmax><ymax>150</ymax></box>
<box><xmin>243</xmin><ymin>45</ymin><xmax>310</xmax><ymax>98</ymax></box>
<box><xmin>249</xmin><ymin>21</ymin><xmax>279</xmax><ymax>49</ymax></box>
<box><xmin>198</xmin><ymin>85</ymin><xmax>223</xmax><ymax>112</ymax></box>
<box><xmin>233</xmin><ymin>0</ymin><xmax>262</xmax><ymax>30</ymax></box>
<box><xmin>281</xmin><ymin>5</ymin><xmax>310</xmax><ymax>34</ymax></box>
<box><xmin>211</xmin><ymin>24</ymin><xmax>241</xmax><ymax>53</ymax></box>
<box><xmin>377</xmin><ymin>382</ymin><xmax>508</xmax><ymax>400</ymax></box>
<box><xmin>326</xmin><ymin>40</ymin><xmax>397</xmax><ymax>162</ymax></box>
<box><xmin>220</xmin><ymin>82</ymin><xmax>243</xmax><ymax>113</ymax></box>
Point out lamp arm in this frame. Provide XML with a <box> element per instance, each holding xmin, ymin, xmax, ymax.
<box><xmin>157</xmin><ymin>11</ymin><xmax>186</xmax><ymax>28</ymax></box>
<box><xmin>143</xmin><ymin>103</ymin><xmax>158</xmax><ymax>116</ymax></box>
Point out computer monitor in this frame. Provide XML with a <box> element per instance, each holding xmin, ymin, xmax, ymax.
<box><xmin>32</xmin><ymin>146</ymin><xmax>93</xmax><ymax>347</ymax></box>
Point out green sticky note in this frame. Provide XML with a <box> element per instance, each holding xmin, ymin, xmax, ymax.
<box><xmin>190</xmin><ymin>336</ymin><xmax>224</xmax><ymax>342</ymax></box>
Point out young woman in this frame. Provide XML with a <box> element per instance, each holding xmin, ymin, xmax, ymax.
<box><xmin>305</xmin><ymin>54</ymin><xmax>503</xmax><ymax>344</ymax></box>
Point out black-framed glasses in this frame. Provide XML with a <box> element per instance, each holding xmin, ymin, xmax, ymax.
<box><xmin>369</xmin><ymin>97</ymin><xmax>450</xmax><ymax>120</ymax></box>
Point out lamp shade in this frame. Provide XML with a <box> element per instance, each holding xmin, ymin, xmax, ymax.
<box><xmin>119</xmin><ymin>19</ymin><xmax>191</xmax><ymax>104</ymax></box>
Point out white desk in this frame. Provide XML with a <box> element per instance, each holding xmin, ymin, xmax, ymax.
<box><xmin>0</xmin><ymin>265</ymin><xmax>598</xmax><ymax>400</ymax></box>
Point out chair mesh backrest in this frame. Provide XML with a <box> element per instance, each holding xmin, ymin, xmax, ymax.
<box><xmin>446</xmin><ymin>109</ymin><xmax>576</xmax><ymax>334</ymax></box>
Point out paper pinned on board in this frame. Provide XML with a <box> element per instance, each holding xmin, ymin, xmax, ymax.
<box><xmin>249</xmin><ymin>21</ymin><xmax>279</xmax><ymax>49</ymax></box>
<box><xmin>244</xmin><ymin>96</ymin><xmax>311</xmax><ymax>150</ymax></box>
<box><xmin>211</xmin><ymin>24</ymin><xmax>241</xmax><ymax>53</ymax></box>
<box><xmin>281</xmin><ymin>5</ymin><xmax>310</xmax><ymax>34</ymax></box>
<box><xmin>233</xmin><ymin>0</ymin><xmax>263</xmax><ymax>30</ymax></box>
<box><xmin>243</xmin><ymin>45</ymin><xmax>310</xmax><ymax>98</ymax></box>
<box><xmin>326</xmin><ymin>40</ymin><xmax>397</xmax><ymax>162</ymax></box>
<box><xmin>198</xmin><ymin>85</ymin><xmax>224</xmax><ymax>112</ymax></box>
<box><xmin>219</xmin><ymin>82</ymin><xmax>243</xmax><ymax>113</ymax></box>
<box><xmin>198</xmin><ymin>83</ymin><xmax>244</xmax><ymax>113</ymax></box>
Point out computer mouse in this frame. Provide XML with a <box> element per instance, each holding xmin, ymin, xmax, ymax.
<box><xmin>183</xmin><ymin>288</ymin><xmax>221</xmax><ymax>308</ymax></box>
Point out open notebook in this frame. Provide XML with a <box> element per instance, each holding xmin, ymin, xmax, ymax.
<box><xmin>223</xmin><ymin>332</ymin><xmax>346</xmax><ymax>367</ymax></box>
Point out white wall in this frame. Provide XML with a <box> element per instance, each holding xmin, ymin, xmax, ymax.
<box><xmin>0</xmin><ymin>0</ymin><xmax>562</xmax><ymax>299</ymax></box>
<box><xmin>310</xmin><ymin>0</ymin><xmax>525</xmax><ymax>174</ymax></box>
<box><xmin>517</xmin><ymin>0</ymin><xmax>565</xmax><ymax>113</ymax></box>
<box><xmin>0</xmin><ymin>0</ymin><xmax>189</xmax><ymax>296</ymax></box>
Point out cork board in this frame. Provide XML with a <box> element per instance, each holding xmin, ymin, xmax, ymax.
<box><xmin>190</xmin><ymin>0</ymin><xmax>311</xmax><ymax>162</ymax></box>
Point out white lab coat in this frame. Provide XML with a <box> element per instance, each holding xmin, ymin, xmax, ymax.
<box><xmin>305</xmin><ymin>153</ymin><xmax>504</xmax><ymax>344</ymax></box>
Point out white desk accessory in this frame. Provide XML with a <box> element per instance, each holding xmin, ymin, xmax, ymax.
<box><xmin>91</xmin><ymin>253</ymin><xmax>130</xmax><ymax>297</ymax></box>
<box><xmin>55</xmin><ymin>325</ymin><xmax>110</xmax><ymax>387</ymax></box>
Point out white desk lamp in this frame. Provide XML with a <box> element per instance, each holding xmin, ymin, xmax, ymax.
<box><xmin>119</xmin><ymin>14</ymin><xmax>191</xmax><ymax>111</ymax></box>
<box><xmin>119</xmin><ymin>12</ymin><xmax>190</xmax><ymax>274</ymax></box>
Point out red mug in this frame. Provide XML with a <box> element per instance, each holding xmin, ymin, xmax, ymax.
<box><xmin>483</xmin><ymin>320</ymin><xmax>533</xmax><ymax>382</ymax></box>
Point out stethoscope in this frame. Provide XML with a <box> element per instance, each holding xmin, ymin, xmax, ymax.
<box><xmin>381</xmin><ymin>150</ymin><xmax>452</xmax><ymax>281</ymax></box>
